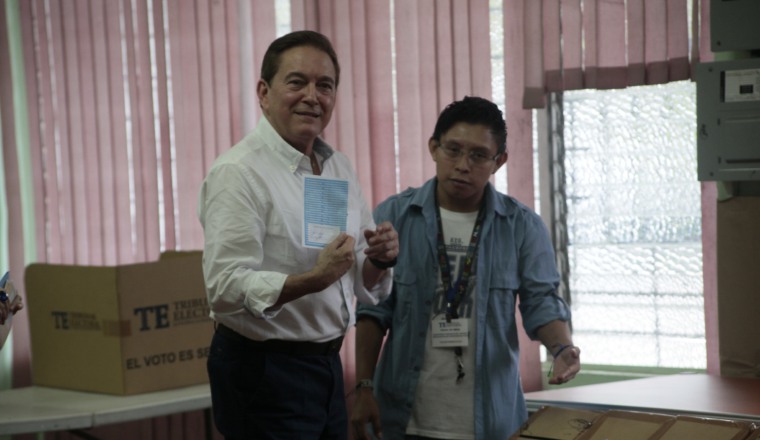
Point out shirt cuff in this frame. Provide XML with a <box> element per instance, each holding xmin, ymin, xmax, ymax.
<box><xmin>355</xmin><ymin>256</ymin><xmax>393</xmax><ymax>305</ymax></box>
<box><xmin>243</xmin><ymin>271</ymin><xmax>287</xmax><ymax>319</ymax></box>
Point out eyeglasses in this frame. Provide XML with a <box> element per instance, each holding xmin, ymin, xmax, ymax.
<box><xmin>437</xmin><ymin>142</ymin><xmax>500</xmax><ymax>166</ymax></box>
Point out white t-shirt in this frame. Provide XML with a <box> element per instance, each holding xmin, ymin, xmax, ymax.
<box><xmin>406</xmin><ymin>207</ymin><xmax>479</xmax><ymax>439</ymax></box>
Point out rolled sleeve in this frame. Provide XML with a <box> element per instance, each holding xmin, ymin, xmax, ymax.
<box><xmin>354</xmin><ymin>254</ymin><xmax>393</xmax><ymax>306</ymax></box>
<box><xmin>200</xmin><ymin>161</ymin><xmax>290</xmax><ymax>320</ymax></box>
<box><xmin>520</xmin><ymin>294</ymin><xmax>571</xmax><ymax>339</ymax></box>
<box><xmin>242</xmin><ymin>271</ymin><xmax>287</xmax><ymax>318</ymax></box>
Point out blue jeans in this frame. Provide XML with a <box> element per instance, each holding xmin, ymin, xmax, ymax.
<box><xmin>207</xmin><ymin>330</ymin><xmax>347</xmax><ymax>439</ymax></box>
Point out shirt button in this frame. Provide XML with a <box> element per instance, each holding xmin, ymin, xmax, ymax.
<box><xmin>413</xmin><ymin>366</ymin><xmax>420</xmax><ymax>372</ymax></box>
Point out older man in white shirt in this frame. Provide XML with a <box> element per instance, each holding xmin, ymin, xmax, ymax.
<box><xmin>198</xmin><ymin>30</ymin><xmax>398</xmax><ymax>440</ymax></box>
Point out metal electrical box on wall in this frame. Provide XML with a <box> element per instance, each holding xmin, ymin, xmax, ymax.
<box><xmin>711</xmin><ymin>0</ymin><xmax>760</xmax><ymax>52</ymax></box>
<box><xmin>697</xmin><ymin>58</ymin><xmax>760</xmax><ymax>182</ymax></box>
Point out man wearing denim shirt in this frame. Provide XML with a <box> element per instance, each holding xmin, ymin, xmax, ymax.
<box><xmin>350</xmin><ymin>97</ymin><xmax>581</xmax><ymax>440</ymax></box>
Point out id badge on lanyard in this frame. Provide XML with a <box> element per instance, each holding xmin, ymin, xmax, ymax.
<box><xmin>431</xmin><ymin>315</ymin><xmax>469</xmax><ymax>348</ymax></box>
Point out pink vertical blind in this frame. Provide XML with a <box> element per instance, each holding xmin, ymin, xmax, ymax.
<box><xmin>392</xmin><ymin>0</ymin><xmax>492</xmax><ymax>192</ymax></box>
<box><xmin>3</xmin><ymin>0</ymin><xmax>269</xmax><ymax>438</ymax></box>
<box><xmin>503</xmin><ymin>0</ymin><xmax>545</xmax><ymax>392</ymax></box>
<box><xmin>16</xmin><ymin>0</ymin><xmax>245</xmax><ymax>269</ymax></box>
<box><xmin>164</xmin><ymin>0</ymin><xmax>245</xmax><ymax>252</ymax></box>
<box><xmin>522</xmin><ymin>0</ymin><xmax>699</xmax><ymax>109</ymax></box>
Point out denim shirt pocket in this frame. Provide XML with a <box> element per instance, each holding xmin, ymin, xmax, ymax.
<box><xmin>392</xmin><ymin>269</ymin><xmax>419</xmax><ymax>321</ymax></box>
<box><xmin>385</xmin><ymin>269</ymin><xmax>426</xmax><ymax>400</ymax></box>
<box><xmin>485</xmin><ymin>269</ymin><xmax>518</xmax><ymax>331</ymax></box>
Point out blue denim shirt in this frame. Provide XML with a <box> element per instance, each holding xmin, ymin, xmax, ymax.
<box><xmin>356</xmin><ymin>178</ymin><xmax>571</xmax><ymax>439</ymax></box>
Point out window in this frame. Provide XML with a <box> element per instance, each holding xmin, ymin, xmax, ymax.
<box><xmin>552</xmin><ymin>82</ymin><xmax>705</xmax><ymax>369</ymax></box>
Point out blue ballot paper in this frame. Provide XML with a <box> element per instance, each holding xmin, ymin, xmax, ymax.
<box><xmin>302</xmin><ymin>175</ymin><xmax>349</xmax><ymax>249</ymax></box>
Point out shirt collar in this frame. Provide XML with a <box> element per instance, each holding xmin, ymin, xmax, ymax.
<box><xmin>413</xmin><ymin>178</ymin><xmax>510</xmax><ymax>219</ymax></box>
<box><xmin>256</xmin><ymin>116</ymin><xmax>335</xmax><ymax>173</ymax></box>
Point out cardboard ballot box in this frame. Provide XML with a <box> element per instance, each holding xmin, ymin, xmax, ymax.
<box><xmin>26</xmin><ymin>251</ymin><xmax>213</xmax><ymax>395</ymax></box>
<box><xmin>746</xmin><ymin>426</ymin><xmax>760</xmax><ymax>440</ymax></box>
<box><xmin>574</xmin><ymin>410</ymin><xmax>675</xmax><ymax>440</ymax></box>
<box><xmin>511</xmin><ymin>406</ymin><xmax>759</xmax><ymax>440</ymax></box>
<box><xmin>509</xmin><ymin>405</ymin><xmax>601</xmax><ymax>439</ymax></box>
<box><xmin>648</xmin><ymin>415</ymin><xmax>752</xmax><ymax>440</ymax></box>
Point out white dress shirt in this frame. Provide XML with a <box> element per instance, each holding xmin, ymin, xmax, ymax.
<box><xmin>198</xmin><ymin>117</ymin><xmax>391</xmax><ymax>343</ymax></box>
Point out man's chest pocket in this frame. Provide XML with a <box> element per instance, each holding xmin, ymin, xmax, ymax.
<box><xmin>393</xmin><ymin>269</ymin><xmax>435</xmax><ymax>322</ymax></box>
<box><xmin>263</xmin><ymin>210</ymin><xmax>303</xmax><ymax>265</ymax></box>
<box><xmin>485</xmin><ymin>271</ymin><xmax>518</xmax><ymax>330</ymax></box>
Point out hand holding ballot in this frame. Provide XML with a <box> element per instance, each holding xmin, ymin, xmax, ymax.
<box><xmin>1</xmin><ymin>272</ymin><xmax>23</xmax><ymax>325</ymax></box>
<box><xmin>1</xmin><ymin>272</ymin><xmax>24</xmax><ymax>349</ymax></box>
<box><xmin>311</xmin><ymin>233</ymin><xmax>356</xmax><ymax>289</ymax></box>
<box><xmin>0</xmin><ymin>292</ymin><xmax>23</xmax><ymax>325</ymax></box>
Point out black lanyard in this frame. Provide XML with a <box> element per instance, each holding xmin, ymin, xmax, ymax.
<box><xmin>434</xmin><ymin>192</ymin><xmax>486</xmax><ymax>323</ymax></box>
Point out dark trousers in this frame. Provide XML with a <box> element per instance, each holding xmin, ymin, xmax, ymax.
<box><xmin>207</xmin><ymin>329</ymin><xmax>348</xmax><ymax>440</ymax></box>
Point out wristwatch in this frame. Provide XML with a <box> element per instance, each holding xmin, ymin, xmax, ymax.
<box><xmin>368</xmin><ymin>257</ymin><xmax>397</xmax><ymax>270</ymax></box>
